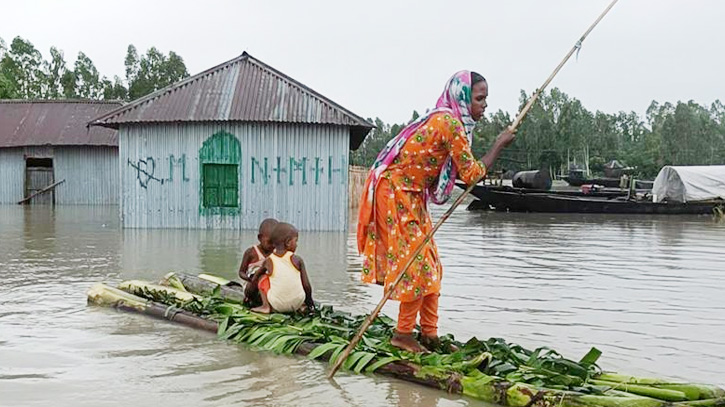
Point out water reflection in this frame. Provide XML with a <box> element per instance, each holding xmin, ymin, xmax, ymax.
<box><xmin>429</xmin><ymin>206</ymin><xmax>725</xmax><ymax>388</ymax></box>
<box><xmin>0</xmin><ymin>203</ymin><xmax>724</xmax><ymax>407</ymax></box>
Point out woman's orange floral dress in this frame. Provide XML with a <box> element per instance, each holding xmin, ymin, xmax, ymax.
<box><xmin>357</xmin><ymin>112</ymin><xmax>486</xmax><ymax>303</ymax></box>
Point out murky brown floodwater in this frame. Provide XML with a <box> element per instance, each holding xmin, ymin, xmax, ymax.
<box><xmin>1</xmin><ymin>201</ymin><xmax>724</xmax><ymax>407</ymax></box>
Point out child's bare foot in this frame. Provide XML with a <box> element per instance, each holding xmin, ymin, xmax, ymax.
<box><xmin>251</xmin><ymin>305</ymin><xmax>272</xmax><ymax>314</ymax></box>
<box><xmin>390</xmin><ymin>332</ymin><xmax>428</xmax><ymax>353</ymax></box>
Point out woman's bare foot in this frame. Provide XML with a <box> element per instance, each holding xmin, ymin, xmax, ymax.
<box><xmin>251</xmin><ymin>305</ymin><xmax>272</xmax><ymax>314</ymax></box>
<box><xmin>421</xmin><ymin>335</ymin><xmax>459</xmax><ymax>353</ymax></box>
<box><xmin>390</xmin><ymin>332</ymin><xmax>427</xmax><ymax>353</ymax></box>
<box><xmin>420</xmin><ymin>335</ymin><xmax>441</xmax><ymax>352</ymax></box>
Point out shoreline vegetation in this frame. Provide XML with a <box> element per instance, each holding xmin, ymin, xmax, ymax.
<box><xmin>87</xmin><ymin>273</ymin><xmax>725</xmax><ymax>407</ymax></box>
<box><xmin>351</xmin><ymin>93</ymin><xmax>725</xmax><ymax>180</ymax></box>
<box><xmin>3</xmin><ymin>35</ymin><xmax>725</xmax><ymax>181</ymax></box>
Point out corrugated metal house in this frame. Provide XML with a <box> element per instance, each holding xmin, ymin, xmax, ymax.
<box><xmin>0</xmin><ymin>100</ymin><xmax>121</xmax><ymax>205</ymax></box>
<box><xmin>91</xmin><ymin>52</ymin><xmax>372</xmax><ymax>231</ymax></box>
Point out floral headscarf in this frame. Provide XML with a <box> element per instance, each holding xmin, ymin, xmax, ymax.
<box><xmin>366</xmin><ymin>70</ymin><xmax>476</xmax><ymax>205</ymax></box>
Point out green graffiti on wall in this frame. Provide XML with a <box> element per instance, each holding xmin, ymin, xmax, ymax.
<box><xmin>129</xmin><ymin>152</ymin><xmax>346</xmax><ymax>188</ymax></box>
<box><xmin>273</xmin><ymin>156</ymin><xmax>286</xmax><ymax>184</ymax></box>
<box><xmin>128</xmin><ymin>155</ymin><xmax>191</xmax><ymax>189</ymax></box>
<box><xmin>129</xmin><ymin>129</ymin><xmax>347</xmax><ymax>220</ymax></box>
<box><xmin>289</xmin><ymin>157</ymin><xmax>307</xmax><ymax>185</ymax></box>
<box><xmin>251</xmin><ymin>155</ymin><xmax>345</xmax><ymax>186</ymax></box>
<box><xmin>165</xmin><ymin>154</ymin><xmax>190</xmax><ymax>182</ymax></box>
<box><xmin>251</xmin><ymin>157</ymin><xmax>269</xmax><ymax>184</ymax></box>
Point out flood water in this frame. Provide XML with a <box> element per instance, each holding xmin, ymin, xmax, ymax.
<box><xmin>1</xmin><ymin>202</ymin><xmax>724</xmax><ymax>407</ymax></box>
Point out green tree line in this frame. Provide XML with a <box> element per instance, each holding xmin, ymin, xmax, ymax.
<box><xmin>0</xmin><ymin>36</ymin><xmax>189</xmax><ymax>101</ymax></box>
<box><xmin>351</xmin><ymin>89</ymin><xmax>725</xmax><ymax>179</ymax></box>
<box><xmin>3</xmin><ymin>36</ymin><xmax>723</xmax><ymax>178</ymax></box>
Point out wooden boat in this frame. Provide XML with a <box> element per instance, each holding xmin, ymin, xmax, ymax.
<box><xmin>563</xmin><ymin>176</ymin><xmax>618</xmax><ymax>187</ymax></box>
<box><xmin>473</xmin><ymin>184</ymin><xmax>629</xmax><ymax>198</ymax></box>
<box><xmin>463</xmin><ymin>184</ymin><xmax>721</xmax><ymax>214</ymax></box>
<box><xmin>563</xmin><ymin>176</ymin><xmax>653</xmax><ymax>190</ymax></box>
<box><xmin>87</xmin><ymin>273</ymin><xmax>725</xmax><ymax>407</ymax></box>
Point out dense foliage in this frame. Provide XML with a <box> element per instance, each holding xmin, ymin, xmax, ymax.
<box><xmin>351</xmin><ymin>91</ymin><xmax>725</xmax><ymax>179</ymax></box>
<box><xmin>3</xmin><ymin>36</ymin><xmax>723</xmax><ymax>178</ymax></box>
<box><xmin>0</xmin><ymin>36</ymin><xmax>188</xmax><ymax>101</ymax></box>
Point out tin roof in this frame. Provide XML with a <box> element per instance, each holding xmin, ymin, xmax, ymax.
<box><xmin>0</xmin><ymin>100</ymin><xmax>121</xmax><ymax>148</ymax></box>
<box><xmin>90</xmin><ymin>52</ymin><xmax>373</xmax><ymax>149</ymax></box>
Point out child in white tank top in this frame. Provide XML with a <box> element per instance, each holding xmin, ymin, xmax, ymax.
<box><xmin>248</xmin><ymin>222</ymin><xmax>314</xmax><ymax>314</ymax></box>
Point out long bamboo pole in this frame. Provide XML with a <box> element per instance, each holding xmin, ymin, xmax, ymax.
<box><xmin>508</xmin><ymin>0</ymin><xmax>620</xmax><ymax>131</ymax></box>
<box><xmin>328</xmin><ymin>0</ymin><xmax>620</xmax><ymax>380</ymax></box>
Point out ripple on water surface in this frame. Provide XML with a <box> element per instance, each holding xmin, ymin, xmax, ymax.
<box><xmin>1</xmin><ymin>204</ymin><xmax>724</xmax><ymax>406</ymax></box>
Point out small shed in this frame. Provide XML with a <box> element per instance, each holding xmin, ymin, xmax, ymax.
<box><xmin>0</xmin><ymin>100</ymin><xmax>121</xmax><ymax>204</ymax></box>
<box><xmin>90</xmin><ymin>52</ymin><xmax>373</xmax><ymax>231</ymax></box>
<box><xmin>652</xmin><ymin>165</ymin><xmax>725</xmax><ymax>203</ymax></box>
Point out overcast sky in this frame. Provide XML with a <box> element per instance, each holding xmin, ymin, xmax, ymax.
<box><xmin>2</xmin><ymin>0</ymin><xmax>724</xmax><ymax>124</ymax></box>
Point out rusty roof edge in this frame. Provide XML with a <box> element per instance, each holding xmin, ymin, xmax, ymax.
<box><xmin>244</xmin><ymin>55</ymin><xmax>374</xmax><ymax>129</ymax></box>
<box><xmin>86</xmin><ymin>119</ymin><xmax>369</xmax><ymax>150</ymax></box>
<box><xmin>4</xmin><ymin>141</ymin><xmax>119</xmax><ymax>147</ymax></box>
<box><xmin>1</xmin><ymin>99</ymin><xmax>123</xmax><ymax>105</ymax></box>
<box><xmin>89</xmin><ymin>51</ymin><xmax>374</xmax><ymax>130</ymax></box>
<box><xmin>93</xmin><ymin>120</ymin><xmax>371</xmax><ymax>131</ymax></box>
<box><xmin>87</xmin><ymin>119</ymin><xmax>364</xmax><ymax>128</ymax></box>
<box><xmin>88</xmin><ymin>53</ymin><xmax>253</xmax><ymax>127</ymax></box>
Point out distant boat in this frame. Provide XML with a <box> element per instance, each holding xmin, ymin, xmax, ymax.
<box><xmin>562</xmin><ymin>176</ymin><xmax>653</xmax><ymax>190</ymax></box>
<box><xmin>460</xmin><ymin>184</ymin><xmax>720</xmax><ymax>214</ymax></box>
<box><xmin>562</xmin><ymin>164</ymin><xmax>654</xmax><ymax>189</ymax></box>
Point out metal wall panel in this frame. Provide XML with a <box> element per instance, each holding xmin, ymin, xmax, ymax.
<box><xmin>54</xmin><ymin>146</ymin><xmax>119</xmax><ymax>204</ymax></box>
<box><xmin>0</xmin><ymin>148</ymin><xmax>25</xmax><ymax>204</ymax></box>
<box><xmin>0</xmin><ymin>146</ymin><xmax>119</xmax><ymax>205</ymax></box>
<box><xmin>119</xmin><ymin>122</ymin><xmax>349</xmax><ymax>231</ymax></box>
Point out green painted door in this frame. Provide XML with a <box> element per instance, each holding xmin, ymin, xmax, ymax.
<box><xmin>203</xmin><ymin>164</ymin><xmax>238</xmax><ymax>208</ymax></box>
<box><xmin>199</xmin><ymin>131</ymin><xmax>241</xmax><ymax>215</ymax></box>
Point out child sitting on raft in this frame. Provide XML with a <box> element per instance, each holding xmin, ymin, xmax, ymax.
<box><xmin>238</xmin><ymin>218</ymin><xmax>278</xmax><ymax>282</ymax></box>
<box><xmin>246</xmin><ymin>222</ymin><xmax>314</xmax><ymax>314</ymax></box>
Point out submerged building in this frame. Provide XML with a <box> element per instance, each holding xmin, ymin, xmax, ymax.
<box><xmin>0</xmin><ymin>100</ymin><xmax>121</xmax><ymax>205</ymax></box>
<box><xmin>90</xmin><ymin>52</ymin><xmax>372</xmax><ymax>231</ymax></box>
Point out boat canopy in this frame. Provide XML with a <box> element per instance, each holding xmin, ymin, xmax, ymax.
<box><xmin>652</xmin><ymin>165</ymin><xmax>725</xmax><ymax>203</ymax></box>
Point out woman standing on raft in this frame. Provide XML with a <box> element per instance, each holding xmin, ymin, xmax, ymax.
<box><xmin>357</xmin><ymin>71</ymin><xmax>515</xmax><ymax>353</ymax></box>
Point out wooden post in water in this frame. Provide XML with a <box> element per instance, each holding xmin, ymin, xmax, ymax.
<box><xmin>17</xmin><ymin>179</ymin><xmax>65</xmax><ymax>204</ymax></box>
<box><xmin>348</xmin><ymin>166</ymin><xmax>369</xmax><ymax>208</ymax></box>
